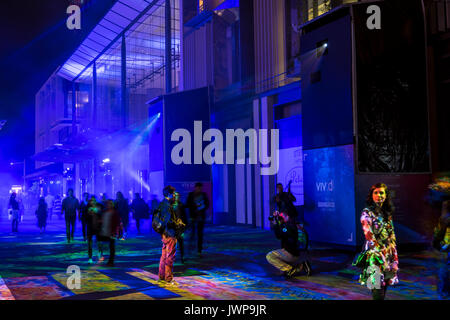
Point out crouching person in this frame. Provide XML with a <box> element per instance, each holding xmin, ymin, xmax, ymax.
<box><xmin>266</xmin><ymin>211</ymin><xmax>311</xmax><ymax>278</ymax></box>
<box><xmin>156</xmin><ymin>186</ymin><xmax>178</xmax><ymax>286</ymax></box>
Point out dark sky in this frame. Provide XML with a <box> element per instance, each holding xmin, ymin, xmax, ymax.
<box><xmin>0</xmin><ymin>0</ymin><xmax>115</xmax><ymax>171</ymax></box>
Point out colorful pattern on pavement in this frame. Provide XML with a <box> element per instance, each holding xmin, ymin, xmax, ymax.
<box><xmin>0</xmin><ymin>216</ymin><xmax>446</xmax><ymax>300</ymax></box>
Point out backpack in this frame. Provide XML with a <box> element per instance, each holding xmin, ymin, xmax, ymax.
<box><xmin>152</xmin><ymin>205</ymin><xmax>164</xmax><ymax>234</ymax></box>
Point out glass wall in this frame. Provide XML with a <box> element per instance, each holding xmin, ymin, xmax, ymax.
<box><xmin>63</xmin><ymin>0</ymin><xmax>182</xmax><ymax>198</ymax></box>
<box><xmin>96</xmin><ymin>39</ymin><xmax>123</xmax><ymax>133</ymax></box>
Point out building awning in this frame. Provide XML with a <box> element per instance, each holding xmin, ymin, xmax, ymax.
<box><xmin>32</xmin><ymin>120</ymin><xmax>151</xmax><ymax>164</ymax></box>
<box><xmin>24</xmin><ymin>163</ymin><xmax>64</xmax><ymax>181</ymax></box>
<box><xmin>32</xmin><ymin>145</ymin><xmax>96</xmax><ymax>163</ymax></box>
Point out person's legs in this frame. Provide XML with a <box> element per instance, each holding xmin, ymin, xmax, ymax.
<box><xmin>107</xmin><ymin>238</ymin><xmax>115</xmax><ymax>265</ymax></box>
<box><xmin>70</xmin><ymin>216</ymin><xmax>76</xmax><ymax>240</ymax></box>
<box><xmin>159</xmin><ymin>236</ymin><xmax>168</xmax><ymax>280</ymax></box>
<box><xmin>65</xmin><ymin>217</ymin><xmax>71</xmax><ymax>242</ymax></box>
<box><xmin>88</xmin><ymin>235</ymin><xmax>93</xmax><ymax>260</ymax></box>
<box><xmin>190</xmin><ymin>220</ymin><xmax>197</xmax><ymax>241</ymax></box>
<box><xmin>164</xmin><ymin>237</ymin><xmax>177</xmax><ymax>282</ymax></box>
<box><xmin>81</xmin><ymin>221</ymin><xmax>87</xmax><ymax>241</ymax></box>
<box><xmin>136</xmin><ymin>219</ymin><xmax>141</xmax><ymax>234</ymax></box>
<box><xmin>97</xmin><ymin>237</ymin><xmax>105</xmax><ymax>260</ymax></box>
<box><xmin>266</xmin><ymin>249</ymin><xmax>300</xmax><ymax>275</ymax></box>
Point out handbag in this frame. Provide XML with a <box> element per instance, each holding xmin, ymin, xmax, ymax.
<box><xmin>352</xmin><ymin>242</ymin><xmax>369</xmax><ymax>268</ymax></box>
<box><xmin>352</xmin><ymin>249</ymin><xmax>369</xmax><ymax>268</ymax></box>
<box><xmin>152</xmin><ymin>207</ymin><xmax>164</xmax><ymax>234</ymax></box>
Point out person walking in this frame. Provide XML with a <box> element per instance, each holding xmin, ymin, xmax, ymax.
<box><xmin>45</xmin><ymin>192</ymin><xmax>55</xmax><ymax>221</ymax></box>
<box><xmin>157</xmin><ymin>186</ymin><xmax>178</xmax><ymax>285</ymax></box>
<box><xmin>35</xmin><ymin>197</ymin><xmax>48</xmax><ymax>234</ymax></box>
<box><xmin>79</xmin><ymin>192</ymin><xmax>90</xmax><ymax>241</ymax></box>
<box><xmin>130</xmin><ymin>193</ymin><xmax>149</xmax><ymax>235</ymax></box>
<box><xmin>186</xmin><ymin>182</ymin><xmax>209</xmax><ymax>257</ymax></box>
<box><xmin>115</xmin><ymin>191</ymin><xmax>130</xmax><ymax>239</ymax></box>
<box><xmin>359</xmin><ymin>183</ymin><xmax>399</xmax><ymax>300</ymax></box>
<box><xmin>97</xmin><ymin>199</ymin><xmax>121</xmax><ymax>266</ymax></box>
<box><xmin>53</xmin><ymin>194</ymin><xmax>62</xmax><ymax>220</ymax></box>
<box><xmin>86</xmin><ymin>196</ymin><xmax>102</xmax><ymax>264</ymax></box>
<box><xmin>61</xmin><ymin>188</ymin><xmax>80</xmax><ymax>243</ymax></box>
<box><xmin>8</xmin><ymin>193</ymin><xmax>20</xmax><ymax>233</ymax></box>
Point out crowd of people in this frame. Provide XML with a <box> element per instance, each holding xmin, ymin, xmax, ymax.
<box><xmin>4</xmin><ymin>180</ymin><xmax>449</xmax><ymax>298</ymax></box>
<box><xmin>5</xmin><ymin>182</ymin><xmax>210</xmax><ymax>280</ymax></box>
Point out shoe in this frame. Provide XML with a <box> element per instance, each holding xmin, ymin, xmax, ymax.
<box><xmin>88</xmin><ymin>258</ymin><xmax>93</xmax><ymax>264</ymax></box>
<box><xmin>165</xmin><ymin>280</ymin><xmax>179</xmax><ymax>286</ymax></box>
<box><xmin>99</xmin><ymin>256</ymin><xmax>105</xmax><ymax>262</ymax></box>
<box><xmin>286</xmin><ymin>264</ymin><xmax>303</xmax><ymax>278</ymax></box>
<box><xmin>157</xmin><ymin>279</ymin><xmax>167</xmax><ymax>285</ymax></box>
<box><xmin>303</xmin><ymin>261</ymin><xmax>312</xmax><ymax>276</ymax></box>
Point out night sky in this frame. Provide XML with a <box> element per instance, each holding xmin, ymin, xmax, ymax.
<box><xmin>0</xmin><ymin>0</ymin><xmax>115</xmax><ymax>172</ymax></box>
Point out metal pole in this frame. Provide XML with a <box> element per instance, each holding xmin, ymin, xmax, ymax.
<box><xmin>121</xmin><ymin>35</ymin><xmax>128</xmax><ymax>127</ymax></box>
<box><xmin>93</xmin><ymin>61</ymin><xmax>97</xmax><ymax>126</ymax></box>
<box><xmin>165</xmin><ymin>0</ymin><xmax>172</xmax><ymax>93</ymax></box>
<box><xmin>23</xmin><ymin>159</ymin><xmax>26</xmax><ymax>192</ymax></box>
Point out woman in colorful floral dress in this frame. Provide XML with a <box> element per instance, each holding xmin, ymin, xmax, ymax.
<box><xmin>360</xmin><ymin>183</ymin><xmax>399</xmax><ymax>300</ymax></box>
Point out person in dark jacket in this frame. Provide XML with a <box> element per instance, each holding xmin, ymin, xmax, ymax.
<box><xmin>173</xmin><ymin>192</ymin><xmax>188</xmax><ymax>264</ymax></box>
<box><xmin>115</xmin><ymin>191</ymin><xmax>130</xmax><ymax>239</ymax></box>
<box><xmin>130</xmin><ymin>193</ymin><xmax>149</xmax><ymax>235</ymax></box>
<box><xmin>8</xmin><ymin>193</ymin><xmax>20</xmax><ymax>233</ymax></box>
<box><xmin>86</xmin><ymin>196</ymin><xmax>102</xmax><ymax>264</ymax></box>
<box><xmin>271</xmin><ymin>183</ymin><xmax>298</xmax><ymax>220</ymax></box>
<box><xmin>35</xmin><ymin>197</ymin><xmax>48</xmax><ymax>234</ymax></box>
<box><xmin>186</xmin><ymin>182</ymin><xmax>209</xmax><ymax>256</ymax></box>
<box><xmin>157</xmin><ymin>186</ymin><xmax>178</xmax><ymax>285</ymax></box>
<box><xmin>79</xmin><ymin>192</ymin><xmax>90</xmax><ymax>241</ymax></box>
<box><xmin>62</xmin><ymin>188</ymin><xmax>80</xmax><ymax>243</ymax></box>
<box><xmin>266</xmin><ymin>211</ymin><xmax>311</xmax><ymax>278</ymax></box>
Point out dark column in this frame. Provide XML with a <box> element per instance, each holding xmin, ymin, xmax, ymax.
<box><xmin>165</xmin><ymin>0</ymin><xmax>172</xmax><ymax>93</ymax></box>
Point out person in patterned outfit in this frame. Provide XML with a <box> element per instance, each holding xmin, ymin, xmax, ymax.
<box><xmin>359</xmin><ymin>183</ymin><xmax>399</xmax><ymax>300</ymax></box>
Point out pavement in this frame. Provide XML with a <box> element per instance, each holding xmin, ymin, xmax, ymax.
<box><xmin>0</xmin><ymin>211</ymin><xmax>447</xmax><ymax>300</ymax></box>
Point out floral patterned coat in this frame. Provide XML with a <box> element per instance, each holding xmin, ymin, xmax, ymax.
<box><xmin>359</xmin><ymin>207</ymin><xmax>399</xmax><ymax>288</ymax></box>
